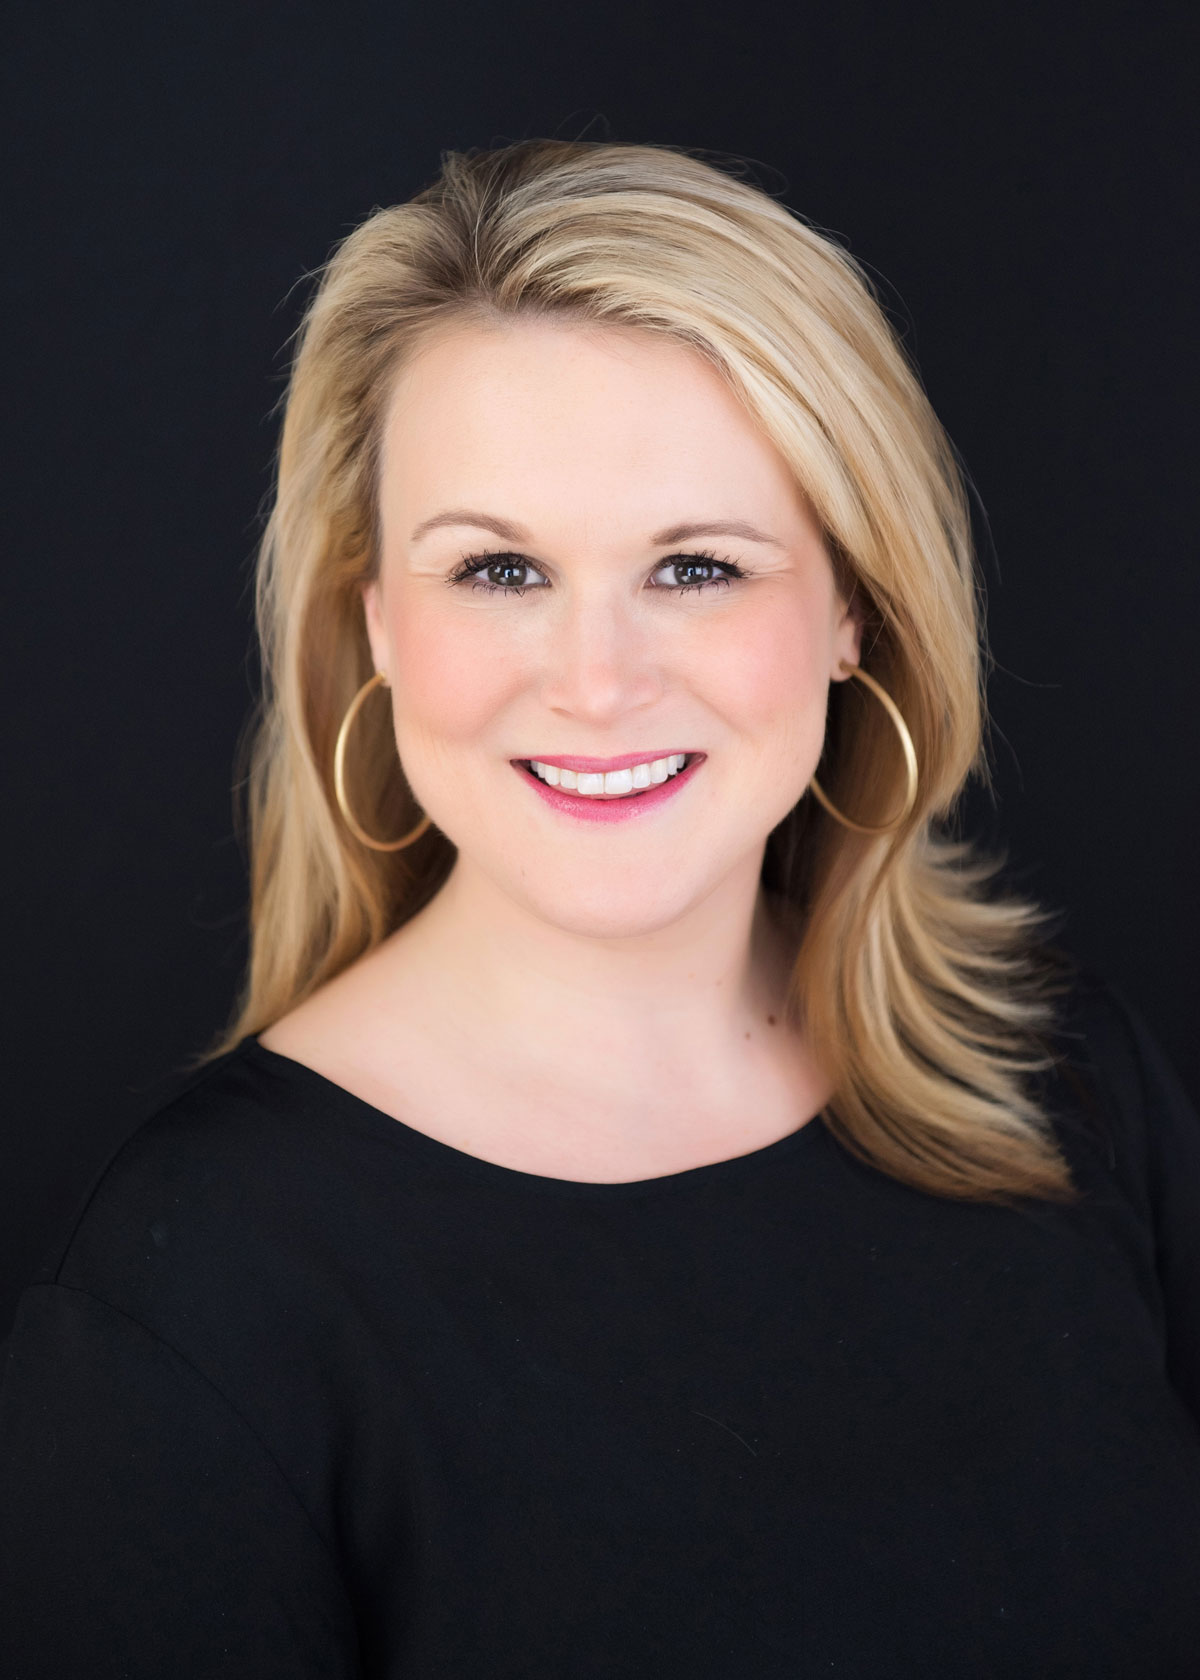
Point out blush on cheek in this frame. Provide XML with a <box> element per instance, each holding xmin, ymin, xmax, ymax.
<box><xmin>698</xmin><ymin>597</ymin><xmax>831</xmax><ymax>752</ymax></box>
<box><xmin>388</xmin><ymin>608</ymin><xmax>525</xmax><ymax>754</ymax></box>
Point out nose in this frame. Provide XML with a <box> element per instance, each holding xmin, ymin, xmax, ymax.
<box><xmin>537</xmin><ymin>586</ymin><xmax>665</xmax><ymax>726</ymax></box>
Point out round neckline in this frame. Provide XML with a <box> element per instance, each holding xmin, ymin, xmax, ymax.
<box><xmin>241</xmin><ymin>1036</ymin><xmax>830</xmax><ymax>1200</ymax></box>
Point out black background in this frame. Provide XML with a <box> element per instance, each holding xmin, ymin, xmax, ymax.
<box><xmin>3</xmin><ymin>1</ymin><xmax>1197</xmax><ymax>1337</ymax></box>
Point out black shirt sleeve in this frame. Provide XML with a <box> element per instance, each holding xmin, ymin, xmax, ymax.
<box><xmin>0</xmin><ymin>1283</ymin><xmax>362</xmax><ymax>1678</ymax></box>
<box><xmin>1055</xmin><ymin>975</ymin><xmax>1200</xmax><ymax>1430</ymax></box>
<box><xmin>1097</xmin><ymin>984</ymin><xmax>1200</xmax><ymax>1426</ymax></box>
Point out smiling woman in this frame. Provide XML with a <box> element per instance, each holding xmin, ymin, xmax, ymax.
<box><xmin>223</xmin><ymin>160</ymin><xmax>1064</xmax><ymax>1201</ymax></box>
<box><xmin>2</xmin><ymin>139</ymin><xmax>1198</xmax><ymax>1678</ymax></box>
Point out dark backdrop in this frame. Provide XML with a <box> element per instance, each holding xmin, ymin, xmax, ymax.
<box><xmin>3</xmin><ymin>1</ymin><xmax>1197</xmax><ymax>1337</ymax></box>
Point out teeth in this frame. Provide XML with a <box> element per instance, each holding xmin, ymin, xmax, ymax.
<box><xmin>528</xmin><ymin>753</ymin><xmax>689</xmax><ymax>797</ymax></box>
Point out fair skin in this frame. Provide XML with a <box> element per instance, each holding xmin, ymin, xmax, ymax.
<box><xmin>261</xmin><ymin>317</ymin><xmax>862</xmax><ymax>1181</ymax></box>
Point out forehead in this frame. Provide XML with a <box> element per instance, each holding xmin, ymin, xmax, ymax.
<box><xmin>378</xmin><ymin>317</ymin><xmax>807</xmax><ymax>532</ymax></box>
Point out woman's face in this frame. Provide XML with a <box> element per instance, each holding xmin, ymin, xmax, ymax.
<box><xmin>365</xmin><ymin>317</ymin><xmax>861</xmax><ymax>937</ymax></box>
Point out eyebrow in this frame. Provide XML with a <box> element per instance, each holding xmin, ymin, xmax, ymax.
<box><xmin>409</xmin><ymin>509</ymin><xmax>786</xmax><ymax>548</ymax></box>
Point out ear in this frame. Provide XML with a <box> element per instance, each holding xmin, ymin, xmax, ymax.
<box><xmin>830</xmin><ymin>584</ymin><xmax>865</xmax><ymax>681</ymax></box>
<box><xmin>362</xmin><ymin>578</ymin><xmax>389</xmax><ymax>678</ymax></box>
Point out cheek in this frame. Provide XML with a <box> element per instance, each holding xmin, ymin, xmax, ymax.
<box><xmin>691</xmin><ymin>589</ymin><xmax>833</xmax><ymax>760</ymax></box>
<box><xmin>386</xmin><ymin>599</ymin><xmax>526</xmax><ymax>751</ymax></box>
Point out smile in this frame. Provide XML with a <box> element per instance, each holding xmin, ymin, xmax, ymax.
<box><xmin>512</xmin><ymin>752</ymin><xmax>706</xmax><ymax>824</ymax></box>
<box><xmin>525</xmin><ymin>753</ymin><xmax>693</xmax><ymax>798</ymax></box>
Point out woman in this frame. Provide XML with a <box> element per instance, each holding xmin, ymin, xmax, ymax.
<box><xmin>2</xmin><ymin>139</ymin><xmax>1198</xmax><ymax>1676</ymax></box>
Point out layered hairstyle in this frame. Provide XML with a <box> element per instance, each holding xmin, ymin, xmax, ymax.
<box><xmin>218</xmin><ymin>138</ymin><xmax>1076</xmax><ymax>1204</ymax></box>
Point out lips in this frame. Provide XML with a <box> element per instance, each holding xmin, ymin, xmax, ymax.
<box><xmin>513</xmin><ymin>752</ymin><xmax>705</xmax><ymax>824</ymax></box>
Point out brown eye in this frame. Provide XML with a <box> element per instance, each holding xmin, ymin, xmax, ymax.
<box><xmin>447</xmin><ymin>552</ymin><xmax>550</xmax><ymax>594</ymax></box>
<box><xmin>675</xmin><ymin>560</ymin><xmax>722</xmax><ymax>587</ymax></box>
<box><xmin>650</xmin><ymin>553</ymin><xmax>747</xmax><ymax>594</ymax></box>
<box><xmin>480</xmin><ymin>559</ymin><xmax>528</xmax><ymax>589</ymax></box>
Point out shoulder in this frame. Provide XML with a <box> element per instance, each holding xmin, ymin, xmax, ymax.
<box><xmin>1037</xmin><ymin>964</ymin><xmax>1199</xmax><ymax>1362</ymax></box>
<box><xmin>1055</xmin><ymin>967</ymin><xmax>1200</xmax><ymax>1421</ymax></box>
<box><xmin>1037</xmin><ymin>964</ymin><xmax>1198</xmax><ymax>1212</ymax></box>
<box><xmin>30</xmin><ymin>1041</ymin><xmax>384</xmax><ymax>1350</ymax></box>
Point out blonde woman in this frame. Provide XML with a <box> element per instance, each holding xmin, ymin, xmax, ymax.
<box><xmin>2</xmin><ymin>140</ymin><xmax>1198</xmax><ymax>1676</ymax></box>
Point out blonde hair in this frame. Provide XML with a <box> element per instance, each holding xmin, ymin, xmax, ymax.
<box><xmin>219</xmin><ymin>138</ymin><xmax>1076</xmax><ymax>1204</ymax></box>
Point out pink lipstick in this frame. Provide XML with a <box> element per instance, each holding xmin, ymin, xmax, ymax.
<box><xmin>512</xmin><ymin>754</ymin><xmax>706</xmax><ymax>824</ymax></box>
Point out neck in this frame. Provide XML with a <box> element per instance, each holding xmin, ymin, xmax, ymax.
<box><xmin>385</xmin><ymin>852</ymin><xmax>799</xmax><ymax>1093</ymax></box>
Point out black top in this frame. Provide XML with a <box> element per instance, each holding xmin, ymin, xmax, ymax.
<box><xmin>2</xmin><ymin>973</ymin><xmax>1199</xmax><ymax>1678</ymax></box>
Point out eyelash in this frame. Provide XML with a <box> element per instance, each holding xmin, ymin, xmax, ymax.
<box><xmin>445</xmin><ymin>547</ymin><xmax>750</xmax><ymax>597</ymax></box>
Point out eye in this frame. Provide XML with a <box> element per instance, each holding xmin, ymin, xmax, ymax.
<box><xmin>446</xmin><ymin>551</ymin><xmax>550</xmax><ymax>595</ymax></box>
<box><xmin>649</xmin><ymin>551</ymin><xmax>747</xmax><ymax>594</ymax></box>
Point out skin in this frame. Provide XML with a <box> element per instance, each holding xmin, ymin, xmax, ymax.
<box><xmin>261</xmin><ymin>318</ymin><xmax>862</xmax><ymax>1181</ymax></box>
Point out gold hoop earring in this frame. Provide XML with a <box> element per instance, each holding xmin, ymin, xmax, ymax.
<box><xmin>333</xmin><ymin>672</ymin><xmax>432</xmax><ymax>852</ymax></box>
<box><xmin>808</xmin><ymin>662</ymin><xmax>919</xmax><ymax>836</ymax></box>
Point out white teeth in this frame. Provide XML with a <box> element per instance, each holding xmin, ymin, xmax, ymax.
<box><xmin>527</xmin><ymin>753</ymin><xmax>692</xmax><ymax>797</ymax></box>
